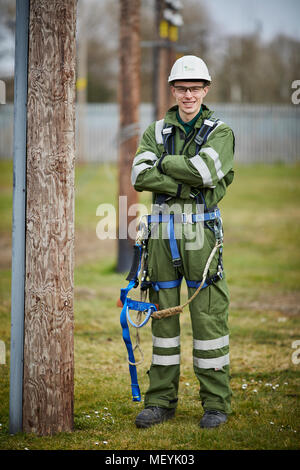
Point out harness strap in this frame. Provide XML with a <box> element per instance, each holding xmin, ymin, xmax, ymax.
<box><xmin>119</xmin><ymin>244</ymin><xmax>158</xmax><ymax>402</ymax></box>
<box><xmin>186</xmin><ymin>272</ymin><xmax>223</xmax><ymax>290</ymax></box>
<box><xmin>120</xmin><ymin>322</ymin><xmax>140</xmax><ymax>400</ymax></box>
<box><xmin>147</xmin><ymin>208</ymin><xmax>221</xmax><ymax>270</ymax></box>
<box><xmin>120</xmin><ymin>279</ymin><xmax>141</xmax><ymax>401</ymax></box>
<box><xmin>194</xmin><ymin>118</ymin><xmax>220</xmax><ymax>154</ymax></box>
<box><xmin>162</xmin><ymin>124</ymin><xmax>175</xmax><ymax>154</ymax></box>
<box><xmin>147</xmin><ymin>208</ymin><xmax>220</xmax><ymax>224</ymax></box>
<box><xmin>159</xmin><ymin>117</ymin><xmax>220</xmax><ymax>156</ymax></box>
<box><xmin>151</xmin><ymin>271</ymin><xmax>223</xmax><ymax>293</ymax></box>
<box><xmin>152</xmin><ymin>277</ymin><xmax>183</xmax><ymax>292</ymax></box>
<box><xmin>155</xmin><ymin>119</ymin><xmax>220</xmax><ymax>206</ymax></box>
<box><xmin>167</xmin><ymin>214</ymin><xmax>181</xmax><ymax>267</ymax></box>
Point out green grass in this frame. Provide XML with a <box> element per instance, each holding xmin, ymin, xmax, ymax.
<box><xmin>0</xmin><ymin>160</ymin><xmax>300</xmax><ymax>450</ymax></box>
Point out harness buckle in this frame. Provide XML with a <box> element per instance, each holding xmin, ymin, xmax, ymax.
<box><xmin>217</xmin><ymin>268</ymin><xmax>223</xmax><ymax>280</ymax></box>
<box><xmin>172</xmin><ymin>258</ymin><xmax>182</xmax><ymax>268</ymax></box>
<box><xmin>194</xmin><ymin>135</ymin><xmax>204</xmax><ymax>147</ymax></box>
<box><xmin>136</xmin><ymin>215</ymin><xmax>149</xmax><ymax>243</ymax></box>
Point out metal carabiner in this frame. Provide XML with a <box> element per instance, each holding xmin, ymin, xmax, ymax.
<box><xmin>213</xmin><ymin>213</ymin><xmax>223</xmax><ymax>243</ymax></box>
<box><xmin>136</xmin><ymin>214</ymin><xmax>149</xmax><ymax>244</ymax></box>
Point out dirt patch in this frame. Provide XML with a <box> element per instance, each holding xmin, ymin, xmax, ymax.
<box><xmin>231</xmin><ymin>291</ymin><xmax>300</xmax><ymax>316</ymax></box>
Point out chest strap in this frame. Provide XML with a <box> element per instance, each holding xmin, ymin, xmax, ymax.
<box><xmin>159</xmin><ymin>117</ymin><xmax>220</xmax><ymax>155</ymax></box>
<box><xmin>155</xmin><ymin>118</ymin><xmax>221</xmax><ymax>206</ymax></box>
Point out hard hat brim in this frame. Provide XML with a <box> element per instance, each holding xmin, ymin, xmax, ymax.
<box><xmin>168</xmin><ymin>75</ymin><xmax>211</xmax><ymax>83</ymax></box>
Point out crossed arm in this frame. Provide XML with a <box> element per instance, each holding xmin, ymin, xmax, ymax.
<box><xmin>131</xmin><ymin>122</ymin><xmax>234</xmax><ymax>198</ymax></box>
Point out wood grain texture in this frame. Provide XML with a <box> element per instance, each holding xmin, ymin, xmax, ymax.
<box><xmin>23</xmin><ymin>0</ymin><xmax>77</xmax><ymax>435</ymax></box>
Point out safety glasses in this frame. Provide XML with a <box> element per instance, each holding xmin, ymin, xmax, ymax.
<box><xmin>172</xmin><ymin>85</ymin><xmax>205</xmax><ymax>95</ymax></box>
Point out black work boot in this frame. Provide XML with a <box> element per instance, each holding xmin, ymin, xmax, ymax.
<box><xmin>135</xmin><ymin>406</ymin><xmax>175</xmax><ymax>429</ymax></box>
<box><xmin>199</xmin><ymin>410</ymin><xmax>227</xmax><ymax>428</ymax></box>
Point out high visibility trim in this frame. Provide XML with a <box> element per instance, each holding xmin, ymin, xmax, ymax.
<box><xmin>189</xmin><ymin>155</ymin><xmax>213</xmax><ymax>186</ymax></box>
<box><xmin>202</xmin><ymin>147</ymin><xmax>224</xmax><ymax>181</ymax></box>
<box><xmin>131</xmin><ymin>162</ymin><xmax>152</xmax><ymax>185</ymax></box>
<box><xmin>155</xmin><ymin>119</ymin><xmax>165</xmax><ymax>145</ymax></box>
<box><xmin>206</xmin><ymin>120</ymin><xmax>224</xmax><ymax>139</ymax></box>
<box><xmin>152</xmin><ymin>354</ymin><xmax>180</xmax><ymax>366</ymax></box>
<box><xmin>203</xmin><ymin>119</ymin><xmax>215</xmax><ymax>127</ymax></box>
<box><xmin>133</xmin><ymin>151</ymin><xmax>158</xmax><ymax>166</ymax></box>
<box><xmin>193</xmin><ymin>353</ymin><xmax>230</xmax><ymax>369</ymax></box>
<box><xmin>193</xmin><ymin>334</ymin><xmax>229</xmax><ymax>351</ymax></box>
<box><xmin>152</xmin><ymin>335</ymin><xmax>180</xmax><ymax>348</ymax></box>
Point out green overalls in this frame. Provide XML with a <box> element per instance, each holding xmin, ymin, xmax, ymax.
<box><xmin>131</xmin><ymin>104</ymin><xmax>235</xmax><ymax>414</ymax></box>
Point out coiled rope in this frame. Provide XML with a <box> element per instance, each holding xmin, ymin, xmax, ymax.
<box><xmin>151</xmin><ymin>241</ymin><xmax>222</xmax><ymax>319</ymax></box>
<box><xmin>128</xmin><ymin>241</ymin><xmax>221</xmax><ymax>366</ymax></box>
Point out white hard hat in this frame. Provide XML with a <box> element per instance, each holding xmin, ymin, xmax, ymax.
<box><xmin>168</xmin><ymin>55</ymin><xmax>211</xmax><ymax>83</ymax></box>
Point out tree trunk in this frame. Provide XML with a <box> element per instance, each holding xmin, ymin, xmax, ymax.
<box><xmin>23</xmin><ymin>0</ymin><xmax>77</xmax><ymax>435</ymax></box>
<box><xmin>117</xmin><ymin>0</ymin><xmax>141</xmax><ymax>272</ymax></box>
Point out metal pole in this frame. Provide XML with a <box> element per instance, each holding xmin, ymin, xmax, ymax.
<box><xmin>9</xmin><ymin>0</ymin><xmax>30</xmax><ymax>435</ymax></box>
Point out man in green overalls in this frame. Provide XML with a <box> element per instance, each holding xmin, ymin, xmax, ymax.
<box><xmin>131</xmin><ymin>56</ymin><xmax>235</xmax><ymax>429</ymax></box>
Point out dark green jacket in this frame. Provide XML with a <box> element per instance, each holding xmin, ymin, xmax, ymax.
<box><xmin>131</xmin><ymin>104</ymin><xmax>234</xmax><ymax>208</ymax></box>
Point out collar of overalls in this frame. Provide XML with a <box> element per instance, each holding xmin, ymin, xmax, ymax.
<box><xmin>164</xmin><ymin>103</ymin><xmax>214</xmax><ymax>134</ymax></box>
<box><xmin>176</xmin><ymin>106</ymin><xmax>202</xmax><ymax>135</ymax></box>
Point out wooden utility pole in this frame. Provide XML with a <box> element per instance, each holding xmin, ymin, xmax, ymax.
<box><xmin>154</xmin><ymin>0</ymin><xmax>182</xmax><ymax>120</ymax></box>
<box><xmin>117</xmin><ymin>0</ymin><xmax>141</xmax><ymax>272</ymax></box>
<box><xmin>22</xmin><ymin>0</ymin><xmax>77</xmax><ymax>435</ymax></box>
<box><xmin>76</xmin><ymin>0</ymin><xmax>88</xmax><ymax>162</ymax></box>
<box><xmin>154</xmin><ymin>0</ymin><xmax>169</xmax><ymax>120</ymax></box>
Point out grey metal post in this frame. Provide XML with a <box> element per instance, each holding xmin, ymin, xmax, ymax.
<box><xmin>9</xmin><ymin>0</ymin><xmax>30</xmax><ymax>434</ymax></box>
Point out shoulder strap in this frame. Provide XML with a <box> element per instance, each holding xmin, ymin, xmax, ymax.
<box><xmin>162</xmin><ymin>122</ymin><xmax>175</xmax><ymax>154</ymax></box>
<box><xmin>194</xmin><ymin>118</ymin><xmax>220</xmax><ymax>154</ymax></box>
<box><xmin>154</xmin><ymin>120</ymin><xmax>175</xmax><ymax>154</ymax></box>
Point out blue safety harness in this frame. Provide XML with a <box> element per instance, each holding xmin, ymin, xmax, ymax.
<box><xmin>146</xmin><ymin>208</ymin><xmax>222</xmax><ymax>268</ymax></box>
<box><xmin>162</xmin><ymin>116</ymin><xmax>220</xmax><ymax>157</ymax></box>
<box><xmin>119</xmin><ymin>117</ymin><xmax>224</xmax><ymax>402</ymax></box>
<box><xmin>119</xmin><ymin>243</ymin><xmax>158</xmax><ymax>401</ymax></box>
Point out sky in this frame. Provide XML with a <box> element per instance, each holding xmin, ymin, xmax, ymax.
<box><xmin>0</xmin><ymin>0</ymin><xmax>299</xmax><ymax>78</ymax></box>
<box><xmin>205</xmin><ymin>0</ymin><xmax>300</xmax><ymax>42</ymax></box>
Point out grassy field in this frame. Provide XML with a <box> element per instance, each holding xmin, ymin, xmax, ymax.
<box><xmin>0</xmin><ymin>160</ymin><xmax>299</xmax><ymax>450</ymax></box>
